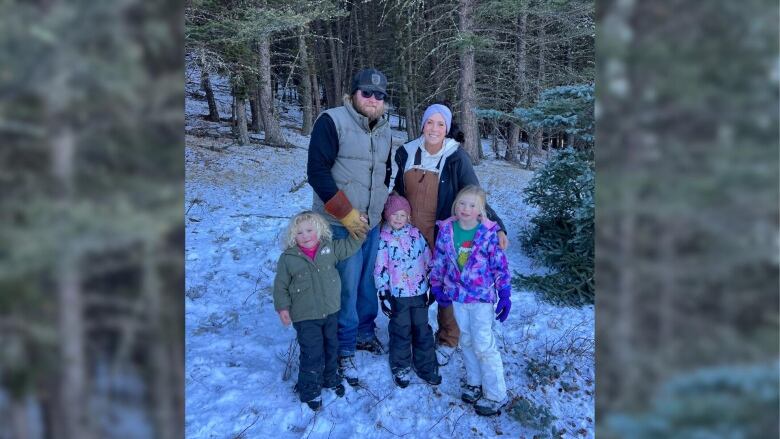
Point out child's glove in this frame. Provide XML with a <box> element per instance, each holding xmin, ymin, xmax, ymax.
<box><xmin>495</xmin><ymin>296</ymin><xmax>511</xmax><ymax>322</ymax></box>
<box><xmin>378</xmin><ymin>291</ymin><xmax>393</xmax><ymax>318</ymax></box>
<box><xmin>324</xmin><ymin>190</ymin><xmax>369</xmax><ymax>239</ymax></box>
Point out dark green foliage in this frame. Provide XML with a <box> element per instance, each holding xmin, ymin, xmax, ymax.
<box><xmin>525</xmin><ymin>358</ymin><xmax>563</xmax><ymax>387</ymax></box>
<box><xmin>512</xmin><ymin>84</ymin><xmax>594</xmax><ymax>148</ymax></box>
<box><xmin>515</xmin><ymin>147</ymin><xmax>594</xmax><ymax>305</ymax></box>
<box><xmin>605</xmin><ymin>362</ymin><xmax>780</xmax><ymax>439</ymax></box>
<box><xmin>508</xmin><ymin>397</ymin><xmax>558</xmax><ymax>435</ymax></box>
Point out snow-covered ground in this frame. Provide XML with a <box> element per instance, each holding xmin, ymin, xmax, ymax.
<box><xmin>185</xmin><ymin>66</ymin><xmax>594</xmax><ymax>439</ymax></box>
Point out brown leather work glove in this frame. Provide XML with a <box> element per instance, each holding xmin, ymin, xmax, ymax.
<box><xmin>325</xmin><ymin>190</ymin><xmax>369</xmax><ymax>239</ymax></box>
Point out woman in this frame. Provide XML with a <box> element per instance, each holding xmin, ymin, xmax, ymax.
<box><xmin>392</xmin><ymin>103</ymin><xmax>508</xmax><ymax>366</ymax></box>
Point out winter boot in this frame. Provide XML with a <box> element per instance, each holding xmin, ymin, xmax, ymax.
<box><xmin>392</xmin><ymin>368</ymin><xmax>411</xmax><ymax>388</ymax></box>
<box><xmin>305</xmin><ymin>396</ymin><xmax>322</xmax><ymax>411</ymax></box>
<box><xmin>338</xmin><ymin>356</ymin><xmax>360</xmax><ymax>387</ymax></box>
<box><xmin>461</xmin><ymin>383</ymin><xmax>483</xmax><ymax>404</ymax></box>
<box><xmin>421</xmin><ymin>372</ymin><xmax>442</xmax><ymax>386</ymax></box>
<box><xmin>329</xmin><ymin>382</ymin><xmax>346</xmax><ymax>397</ymax></box>
<box><xmin>474</xmin><ymin>398</ymin><xmax>505</xmax><ymax>417</ymax></box>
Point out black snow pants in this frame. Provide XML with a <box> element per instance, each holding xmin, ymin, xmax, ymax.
<box><xmin>388</xmin><ymin>294</ymin><xmax>438</xmax><ymax>380</ymax></box>
<box><xmin>293</xmin><ymin>312</ymin><xmax>340</xmax><ymax>402</ymax></box>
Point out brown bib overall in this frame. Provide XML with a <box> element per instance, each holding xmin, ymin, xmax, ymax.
<box><xmin>403</xmin><ymin>147</ymin><xmax>460</xmax><ymax>347</ymax></box>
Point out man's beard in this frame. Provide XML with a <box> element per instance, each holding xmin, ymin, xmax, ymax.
<box><xmin>353</xmin><ymin>97</ymin><xmax>385</xmax><ymax>121</ymax></box>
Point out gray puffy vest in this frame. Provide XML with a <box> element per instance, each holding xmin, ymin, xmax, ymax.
<box><xmin>312</xmin><ymin>100</ymin><xmax>392</xmax><ymax>228</ymax></box>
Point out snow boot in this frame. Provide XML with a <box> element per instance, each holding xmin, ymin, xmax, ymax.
<box><xmin>461</xmin><ymin>383</ymin><xmax>482</xmax><ymax>404</ymax></box>
<box><xmin>474</xmin><ymin>398</ymin><xmax>505</xmax><ymax>417</ymax></box>
<box><xmin>392</xmin><ymin>368</ymin><xmax>411</xmax><ymax>388</ymax></box>
<box><xmin>338</xmin><ymin>356</ymin><xmax>360</xmax><ymax>387</ymax></box>
<box><xmin>305</xmin><ymin>396</ymin><xmax>322</xmax><ymax>411</ymax></box>
<box><xmin>329</xmin><ymin>382</ymin><xmax>346</xmax><ymax>397</ymax></box>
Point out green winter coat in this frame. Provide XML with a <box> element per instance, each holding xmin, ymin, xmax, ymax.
<box><xmin>273</xmin><ymin>236</ymin><xmax>363</xmax><ymax>323</ymax></box>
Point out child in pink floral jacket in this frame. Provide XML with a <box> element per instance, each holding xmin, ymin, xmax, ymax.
<box><xmin>430</xmin><ymin>185</ymin><xmax>511</xmax><ymax>417</ymax></box>
<box><xmin>374</xmin><ymin>194</ymin><xmax>441</xmax><ymax>388</ymax></box>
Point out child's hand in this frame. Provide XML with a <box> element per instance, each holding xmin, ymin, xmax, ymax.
<box><xmin>278</xmin><ymin>309</ymin><xmax>291</xmax><ymax>326</ymax></box>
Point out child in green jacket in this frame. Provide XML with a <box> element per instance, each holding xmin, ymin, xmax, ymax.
<box><xmin>273</xmin><ymin>211</ymin><xmax>364</xmax><ymax>410</ymax></box>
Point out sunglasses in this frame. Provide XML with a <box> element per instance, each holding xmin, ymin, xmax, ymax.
<box><xmin>360</xmin><ymin>89</ymin><xmax>386</xmax><ymax>101</ymax></box>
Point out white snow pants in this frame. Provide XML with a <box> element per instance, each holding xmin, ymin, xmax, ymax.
<box><xmin>452</xmin><ymin>302</ymin><xmax>507</xmax><ymax>402</ymax></box>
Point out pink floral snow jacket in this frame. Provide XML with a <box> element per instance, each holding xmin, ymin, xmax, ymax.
<box><xmin>430</xmin><ymin>217</ymin><xmax>511</xmax><ymax>305</ymax></box>
<box><xmin>374</xmin><ymin>223</ymin><xmax>431</xmax><ymax>298</ymax></box>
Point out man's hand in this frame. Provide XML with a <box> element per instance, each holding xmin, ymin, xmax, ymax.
<box><xmin>498</xmin><ymin>231</ymin><xmax>509</xmax><ymax>250</ymax></box>
<box><xmin>324</xmin><ymin>190</ymin><xmax>369</xmax><ymax>239</ymax></box>
<box><xmin>341</xmin><ymin>209</ymin><xmax>369</xmax><ymax>239</ymax></box>
<box><xmin>278</xmin><ymin>309</ymin><xmax>291</xmax><ymax>326</ymax></box>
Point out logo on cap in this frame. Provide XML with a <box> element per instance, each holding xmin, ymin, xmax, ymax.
<box><xmin>371</xmin><ymin>74</ymin><xmax>381</xmax><ymax>85</ymax></box>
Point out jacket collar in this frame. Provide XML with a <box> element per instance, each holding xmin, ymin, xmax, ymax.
<box><xmin>437</xmin><ymin>216</ymin><xmax>498</xmax><ymax>232</ymax></box>
<box><xmin>343</xmin><ymin>97</ymin><xmax>389</xmax><ymax>132</ymax></box>
<box><xmin>283</xmin><ymin>241</ymin><xmax>331</xmax><ymax>262</ymax></box>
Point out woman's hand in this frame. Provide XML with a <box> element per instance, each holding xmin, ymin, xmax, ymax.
<box><xmin>278</xmin><ymin>309</ymin><xmax>291</xmax><ymax>326</ymax></box>
<box><xmin>498</xmin><ymin>231</ymin><xmax>509</xmax><ymax>250</ymax></box>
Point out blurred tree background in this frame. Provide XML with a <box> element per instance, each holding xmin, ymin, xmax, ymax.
<box><xmin>0</xmin><ymin>0</ymin><xmax>183</xmax><ymax>438</ymax></box>
<box><xmin>596</xmin><ymin>0</ymin><xmax>779</xmax><ymax>436</ymax></box>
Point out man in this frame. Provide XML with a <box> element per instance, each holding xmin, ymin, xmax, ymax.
<box><xmin>306</xmin><ymin>68</ymin><xmax>392</xmax><ymax>386</ymax></box>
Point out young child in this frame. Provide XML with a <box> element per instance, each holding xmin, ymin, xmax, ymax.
<box><xmin>374</xmin><ymin>194</ymin><xmax>442</xmax><ymax>388</ymax></box>
<box><xmin>273</xmin><ymin>211</ymin><xmax>365</xmax><ymax>411</ymax></box>
<box><xmin>429</xmin><ymin>185</ymin><xmax>512</xmax><ymax>416</ymax></box>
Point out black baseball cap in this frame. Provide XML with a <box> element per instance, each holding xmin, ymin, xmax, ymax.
<box><xmin>351</xmin><ymin>68</ymin><xmax>387</xmax><ymax>95</ymax></box>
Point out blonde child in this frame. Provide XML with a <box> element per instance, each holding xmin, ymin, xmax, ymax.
<box><xmin>429</xmin><ymin>185</ymin><xmax>512</xmax><ymax>416</ymax></box>
<box><xmin>374</xmin><ymin>194</ymin><xmax>441</xmax><ymax>388</ymax></box>
<box><xmin>273</xmin><ymin>211</ymin><xmax>364</xmax><ymax>410</ymax></box>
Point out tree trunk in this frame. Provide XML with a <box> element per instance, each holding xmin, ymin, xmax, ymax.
<box><xmin>257</xmin><ymin>37</ymin><xmax>286</xmax><ymax>146</ymax></box>
<box><xmin>232</xmin><ymin>88</ymin><xmax>249</xmax><ymax>145</ymax></box>
<box><xmin>458</xmin><ymin>0</ymin><xmax>480</xmax><ymax>164</ymax></box>
<box><xmin>58</xmin><ymin>241</ymin><xmax>89</xmax><ymax>439</ymax></box>
<box><xmin>298</xmin><ymin>30</ymin><xmax>313</xmax><ymax>136</ymax></box>
<box><xmin>509</xmin><ymin>8</ymin><xmax>528</xmax><ymax>164</ymax></box>
<box><xmin>538</xmin><ymin>13</ymin><xmax>546</xmax><ymax>95</ymax></box>
<box><xmin>616</xmin><ymin>191</ymin><xmax>637</xmax><ymax>408</ymax></box>
<box><xmin>398</xmin><ymin>26</ymin><xmax>416</xmax><ymax>141</ymax></box>
<box><xmin>200</xmin><ymin>70</ymin><xmax>220</xmax><ymax>122</ymax></box>
<box><xmin>505</xmin><ymin>124</ymin><xmax>519</xmax><ymax>162</ymax></box>
<box><xmin>249</xmin><ymin>87</ymin><xmax>261</xmax><ymax>132</ymax></box>
<box><xmin>311</xmin><ymin>73</ymin><xmax>321</xmax><ymax>117</ymax></box>
<box><xmin>328</xmin><ymin>22</ymin><xmax>342</xmax><ymax>101</ymax></box>
<box><xmin>525</xmin><ymin>128</ymin><xmax>541</xmax><ymax>169</ymax></box>
<box><xmin>491</xmin><ymin>124</ymin><xmax>499</xmax><ymax>158</ymax></box>
<box><xmin>361</xmin><ymin>5</ymin><xmax>373</xmax><ymax>67</ymax></box>
<box><xmin>335</xmin><ymin>19</ymin><xmax>346</xmax><ymax>92</ymax></box>
<box><xmin>144</xmin><ymin>239</ymin><xmax>177</xmax><ymax>439</ymax></box>
<box><xmin>51</xmin><ymin>127</ymin><xmax>92</xmax><ymax>439</ymax></box>
<box><xmin>313</xmin><ymin>28</ymin><xmax>333</xmax><ymax>109</ymax></box>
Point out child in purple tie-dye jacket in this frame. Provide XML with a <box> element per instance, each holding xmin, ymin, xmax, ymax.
<box><xmin>430</xmin><ymin>185</ymin><xmax>511</xmax><ymax>417</ymax></box>
<box><xmin>374</xmin><ymin>194</ymin><xmax>441</xmax><ymax>388</ymax></box>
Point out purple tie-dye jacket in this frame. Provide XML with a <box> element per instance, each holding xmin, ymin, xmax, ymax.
<box><xmin>430</xmin><ymin>217</ymin><xmax>511</xmax><ymax>304</ymax></box>
<box><xmin>374</xmin><ymin>223</ymin><xmax>431</xmax><ymax>298</ymax></box>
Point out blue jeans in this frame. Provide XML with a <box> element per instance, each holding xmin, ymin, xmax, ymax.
<box><xmin>332</xmin><ymin>224</ymin><xmax>379</xmax><ymax>357</ymax></box>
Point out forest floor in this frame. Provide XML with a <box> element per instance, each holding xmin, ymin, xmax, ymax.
<box><xmin>184</xmin><ymin>68</ymin><xmax>594</xmax><ymax>439</ymax></box>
